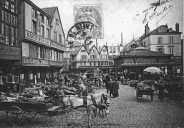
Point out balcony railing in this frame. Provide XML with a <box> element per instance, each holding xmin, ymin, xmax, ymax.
<box><xmin>0</xmin><ymin>43</ymin><xmax>20</xmax><ymax>60</ymax></box>
<box><xmin>25</xmin><ymin>30</ymin><xmax>50</xmax><ymax>46</ymax></box>
<box><xmin>51</xmin><ymin>40</ymin><xmax>66</xmax><ymax>51</ymax></box>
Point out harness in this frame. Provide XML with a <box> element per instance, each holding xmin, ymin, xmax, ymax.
<box><xmin>90</xmin><ymin>94</ymin><xmax>108</xmax><ymax>108</ymax></box>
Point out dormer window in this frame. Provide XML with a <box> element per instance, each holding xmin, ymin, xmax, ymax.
<box><xmin>56</xmin><ymin>19</ymin><xmax>59</xmax><ymax>26</ymax></box>
<box><xmin>32</xmin><ymin>8</ymin><xmax>37</xmax><ymax>18</ymax></box>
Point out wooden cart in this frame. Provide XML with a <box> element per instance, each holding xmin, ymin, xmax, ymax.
<box><xmin>136</xmin><ymin>87</ymin><xmax>154</xmax><ymax>101</ymax></box>
<box><xmin>0</xmin><ymin>100</ymin><xmax>61</xmax><ymax>126</ymax></box>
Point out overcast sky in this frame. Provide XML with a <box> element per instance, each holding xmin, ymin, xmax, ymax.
<box><xmin>31</xmin><ymin>0</ymin><xmax>183</xmax><ymax>46</ymax></box>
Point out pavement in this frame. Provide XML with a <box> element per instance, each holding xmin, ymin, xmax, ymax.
<box><xmin>0</xmin><ymin>84</ymin><xmax>184</xmax><ymax>128</ymax></box>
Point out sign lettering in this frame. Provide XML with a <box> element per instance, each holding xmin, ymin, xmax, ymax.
<box><xmin>25</xmin><ymin>30</ymin><xmax>50</xmax><ymax>46</ymax></box>
<box><xmin>23</xmin><ymin>57</ymin><xmax>49</xmax><ymax>65</ymax></box>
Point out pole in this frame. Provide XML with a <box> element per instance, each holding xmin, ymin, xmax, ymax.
<box><xmin>182</xmin><ymin>37</ymin><xmax>184</xmax><ymax>102</ymax></box>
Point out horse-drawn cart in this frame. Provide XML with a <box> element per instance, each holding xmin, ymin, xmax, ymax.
<box><xmin>0</xmin><ymin>101</ymin><xmax>61</xmax><ymax>126</ymax></box>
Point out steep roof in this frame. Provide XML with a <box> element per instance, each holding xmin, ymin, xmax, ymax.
<box><xmin>89</xmin><ymin>45</ymin><xmax>99</xmax><ymax>54</ymax></box>
<box><xmin>72</xmin><ymin>45</ymin><xmax>88</xmax><ymax>56</ymax></box>
<box><xmin>42</xmin><ymin>7</ymin><xmax>57</xmax><ymax>18</ymax></box>
<box><xmin>139</xmin><ymin>24</ymin><xmax>181</xmax><ymax>41</ymax></box>
<box><xmin>99</xmin><ymin>45</ymin><xmax>108</xmax><ymax>53</ymax></box>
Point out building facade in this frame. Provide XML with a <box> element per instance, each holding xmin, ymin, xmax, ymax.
<box><xmin>42</xmin><ymin>7</ymin><xmax>65</xmax><ymax>81</ymax></box>
<box><xmin>0</xmin><ymin>0</ymin><xmax>21</xmax><ymax>76</ymax></box>
<box><xmin>18</xmin><ymin>0</ymin><xmax>66</xmax><ymax>85</ymax></box>
<box><xmin>71</xmin><ymin>45</ymin><xmax>114</xmax><ymax>73</ymax></box>
<box><xmin>139</xmin><ymin>23</ymin><xmax>182</xmax><ymax>74</ymax></box>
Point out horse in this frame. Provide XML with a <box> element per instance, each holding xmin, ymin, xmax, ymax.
<box><xmin>62</xmin><ymin>92</ymin><xmax>111</xmax><ymax>115</ymax></box>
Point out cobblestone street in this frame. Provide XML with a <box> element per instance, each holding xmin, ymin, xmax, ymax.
<box><xmin>0</xmin><ymin>84</ymin><xmax>184</xmax><ymax>128</ymax></box>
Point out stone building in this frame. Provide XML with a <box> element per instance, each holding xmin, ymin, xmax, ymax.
<box><xmin>139</xmin><ymin>23</ymin><xmax>182</xmax><ymax>74</ymax></box>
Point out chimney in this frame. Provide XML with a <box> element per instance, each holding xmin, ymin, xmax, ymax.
<box><xmin>145</xmin><ymin>22</ymin><xmax>150</xmax><ymax>35</ymax></box>
<box><xmin>175</xmin><ymin>23</ymin><xmax>179</xmax><ymax>32</ymax></box>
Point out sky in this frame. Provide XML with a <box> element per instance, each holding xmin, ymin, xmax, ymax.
<box><xmin>31</xmin><ymin>0</ymin><xmax>183</xmax><ymax>46</ymax></box>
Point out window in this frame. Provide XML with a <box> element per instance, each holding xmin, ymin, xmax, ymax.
<box><xmin>5</xmin><ymin>25</ymin><xmax>9</xmax><ymax>35</ymax></box>
<box><xmin>46</xmin><ymin>28</ymin><xmax>49</xmax><ymax>38</ymax></box>
<box><xmin>81</xmin><ymin>55</ymin><xmax>87</xmax><ymax>60</ymax></box>
<box><xmin>32</xmin><ymin>8</ymin><xmax>37</xmax><ymax>18</ymax></box>
<box><xmin>158</xmin><ymin>37</ymin><xmax>162</xmax><ymax>44</ymax></box>
<box><xmin>109</xmin><ymin>47</ymin><xmax>112</xmax><ymax>53</ymax></box>
<box><xmin>40</xmin><ymin>47</ymin><xmax>46</xmax><ymax>59</ymax></box>
<box><xmin>169</xmin><ymin>36</ymin><xmax>174</xmax><ymax>44</ymax></box>
<box><xmin>28</xmin><ymin>72</ymin><xmax>33</xmax><ymax>80</ymax></box>
<box><xmin>56</xmin><ymin>19</ymin><xmax>59</xmax><ymax>26</ymax></box>
<box><xmin>81</xmin><ymin>49</ymin><xmax>86</xmax><ymax>52</ymax></box>
<box><xmin>11</xmin><ymin>15</ymin><xmax>16</xmax><ymax>25</ymax></box>
<box><xmin>40</xmin><ymin>14</ymin><xmax>44</xmax><ymax>23</ymax></box>
<box><xmin>59</xmin><ymin>34</ymin><xmax>61</xmax><ymax>43</ymax></box>
<box><xmin>5</xmin><ymin>36</ymin><xmax>9</xmax><ymax>45</ymax></box>
<box><xmin>46</xmin><ymin>18</ymin><xmax>49</xmax><ymax>26</ymax></box>
<box><xmin>0</xmin><ymin>23</ymin><xmax>4</xmax><ymax>34</ymax></box>
<box><xmin>32</xmin><ymin>20</ymin><xmax>37</xmax><ymax>34</ymax></box>
<box><xmin>41</xmin><ymin>25</ymin><xmax>44</xmax><ymax>37</ymax></box>
<box><xmin>90</xmin><ymin>55</ymin><xmax>96</xmax><ymax>59</ymax></box>
<box><xmin>113</xmin><ymin>47</ymin><xmax>116</xmax><ymax>53</ymax></box>
<box><xmin>36</xmin><ymin>46</ymin><xmax>40</xmax><ymax>58</ymax></box>
<box><xmin>11</xmin><ymin>37</ymin><xmax>15</xmax><ymax>46</ymax></box>
<box><xmin>11</xmin><ymin>0</ymin><xmax>15</xmax><ymax>3</ymax></box>
<box><xmin>5</xmin><ymin>12</ymin><xmax>10</xmax><ymax>24</ymax></box>
<box><xmin>1</xmin><ymin>10</ymin><xmax>4</xmax><ymax>21</ymax></box>
<box><xmin>157</xmin><ymin>47</ymin><xmax>164</xmax><ymax>53</ymax></box>
<box><xmin>168</xmin><ymin>47</ymin><xmax>174</xmax><ymax>55</ymax></box>
<box><xmin>5</xmin><ymin>1</ymin><xmax>9</xmax><ymax>9</ymax></box>
<box><xmin>11</xmin><ymin>27</ymin><xmax>14</xmax><ymax>37</ymax></box>
<box><xmin>11</xmin><ymin>4</ymin><xmax>15</xmax><ymax>12</ymax></box>
<box><xmin>54</xmin><ymin>31</ymin><xmax>57</xmax><ymax>41</ymax></box>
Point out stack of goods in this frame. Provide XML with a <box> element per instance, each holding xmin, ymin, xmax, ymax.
<box><xmin>61</xmin><ymin>85</ymin><xmax>77</xmax><ymax>95</ymax></box>
<box><xmin>137</xmin><ymin>80</ymin><xmax>155</xmax><ymax>90</ymax></box>
<box><xmin>0</xmin><ymin>92</ymin><xmax>8</xmax><ymax>101</ymax></box>
<box><xmin>129</xmin><ymin>80</ymin><xmax>139</xmax><ymax>87</ymax></box>
<box><xmin>17</xmin><ymin>87</ymin><xmax>48</xmax><ymax>103</ymax></box>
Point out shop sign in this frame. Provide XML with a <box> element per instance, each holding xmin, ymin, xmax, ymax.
<box><xmin>25</xmin><ymin>30</ymin><xmax>50</xmax><ymax>46</ymax></box>
<box><xmin>23</xmin><ymin>57</ymin><xmax>49</xmax><ymax>65</ymax></box>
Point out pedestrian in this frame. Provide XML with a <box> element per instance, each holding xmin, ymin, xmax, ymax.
<box><xmin>114</xmin><ymin>78</ymin><xmax>119</xmax><ymax>97</ymax></box>
<box><xmin>158</xmin><ymin>82</ymin><xmax>165</xmax><ymax>102</ymax></box>
<box><xmin>55</xmin><ymin>86</ymin><xmax>65</xmax><ymax>107</ymax></box>
<box><xmin>105</xmin><ymin>75</ymin><xmax>110</xmax><ymax>93</ymax></box>
<box><xmin>109</xmin><ymin>79</ymin><xmax>114</xmax><ymax>98</ymax></box>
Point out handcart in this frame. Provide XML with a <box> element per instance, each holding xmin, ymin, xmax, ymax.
<box><xmin>136</xmin><ymin>86</ymin><xmax>154</xmax><ymax>101</ymax></box>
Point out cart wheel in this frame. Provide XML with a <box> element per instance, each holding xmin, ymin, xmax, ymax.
<box><xmin>151</xmin><ymin>94</ymin><xmax>154</xmax><ymax>101</ymax></box>
<box><xmin>7</xmin><ymin>106</ymin><xmax>24</xmax><ymax>126</ymax></box>
<box><xmin>24</xmin><ymin>111</ymin><xmax>37</xmax><ymax>120</ymax></box>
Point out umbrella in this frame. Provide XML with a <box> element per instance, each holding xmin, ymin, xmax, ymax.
<box><xmin>144</xmin><ymin>67</ymin><xmax>162</xmax><ymax>74</ymax></box>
